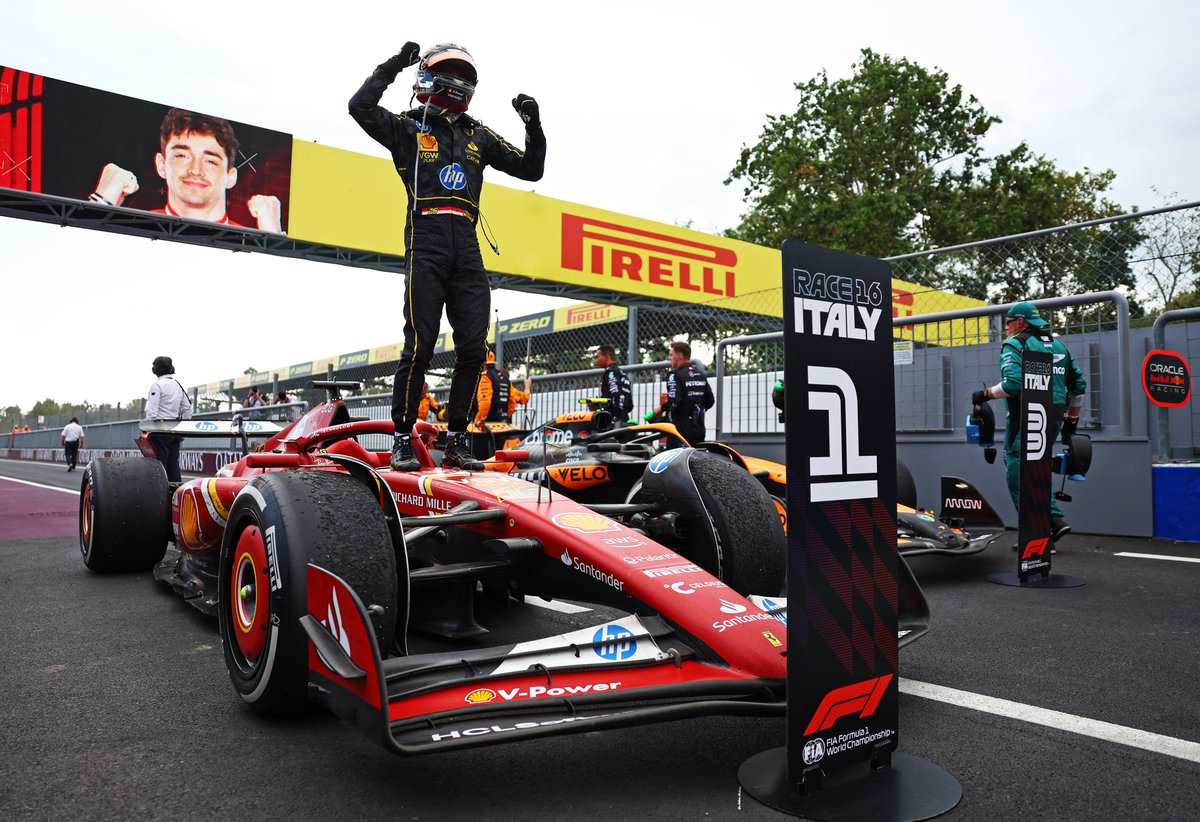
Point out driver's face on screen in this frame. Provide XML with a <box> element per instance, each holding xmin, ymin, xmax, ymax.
<box><xmin>155</xmin><ymin>130</ymin><xmax>237</xmax><ymax>211</ymax></box>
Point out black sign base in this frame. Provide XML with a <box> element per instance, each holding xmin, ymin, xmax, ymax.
<box><xmin>739</xmin><ymin>749</ymin><xmax>961</xmax><ymax>821</ymax></box>
<box><xmin>986</xmin><ymin>571</ymin><xmax>1086</xmax><ymax>588</ymax></box>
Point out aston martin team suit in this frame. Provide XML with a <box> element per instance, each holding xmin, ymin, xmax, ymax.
<box><xmin>348</xmin><ymin>52</ymin><xmax>546</xmax><ymax>435</ymax></box>
<box><xmin>998</xmin><ymin>328</ymin><xmax>1086</xmax><ymax>517</ymax></box>
<box><xmin>662</xmin><ymin>362</ymin><xmax>714</xmax><ymax>446</ymax></box>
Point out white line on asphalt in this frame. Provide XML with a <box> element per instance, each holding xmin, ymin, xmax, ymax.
<box><xmin>901</xmin><ymin>678</ymin><xmax>1200</xmax><ymax>764</ymax></box>
<box><xmin>1115</xmin><ymin>552</ymin><xmax>1200</xmax><ymax>564</ymax></box>
<box><xmin>0</xmin><ymin>476</ymin><xmax>77</xmax><ymax>495</ymax></box>
<box><xmin>525</xmin><ymin>598</ymin><xmax>593</xmax><ymax>614</ymax></box>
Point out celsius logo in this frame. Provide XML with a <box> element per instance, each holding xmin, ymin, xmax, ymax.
<box><xmin>195</xmin><ymin>421</ymin><xmax>218</xmax><ymax>432</ymax></box>
<box><xmin>802</xmin><ymin>738</ymin><xmax>826</xmax><ymax>765</ymax></box>
<box><xmin>719</xmin><ymin>598</ymin><xmax>747</xmax><ymax>614</ymax></box>
<box><xmin>648</xmin><ymin>448</ymin><xmax>685</xmax><ymax>474</ymax></box>
<box><xmin>804</xmin><ymin>674</ymin><xmax>893</xmax><ymax>734</ymax></box>
<box><xmin>808</xmin><ymin>366</ymin><xmax>878</xmax><ymax>502</ymax></box>
<box><xmin>593</xmin><ymin>625</ymin><xmax>637</xmax><ymax>660</ymax></box>
<box><xmin>667</xmin><ymin>580</ymin><xmax>725</xmax><ymax>594</ymax></box>
<box><xmin>669</xmin><ymin>581</ymin><xmax>695</xmax><ymax>595</ymax></box>
<box><xmin>439</xmin><ymin>163</ymin><xmax>467</xmax><ymax>190</ymax></box>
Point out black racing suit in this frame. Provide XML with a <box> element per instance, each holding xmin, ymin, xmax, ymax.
<box><xmin>600</xmin><ymin>363</ymin><xmax>633</xmax><ymax>423</ymax></box>
<box><xmin>349</xmin><ymin>52</ymin><xmax>546</xmax><ymax>434</ymax></box>
<box><xmin>662</xmin><ymin>362</ymin><xmax>713</xmax><ymax>445</ymax></box>
<box><xmin>482</xmin><ymin>366</ymin><xmax>512</xmax><ymax>423</ymax></box>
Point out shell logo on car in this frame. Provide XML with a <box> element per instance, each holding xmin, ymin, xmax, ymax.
<box><xmin>464</xmin><ymin>688</ymin><xmax>496</xmax><ymax>704</ymax></box>
<box><xmin>552</xmin><ymin>511</ymin><xmax>621</xmax><ymax>534</ymax></box>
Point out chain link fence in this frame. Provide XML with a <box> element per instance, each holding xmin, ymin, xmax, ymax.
<box><xmin>10</xmin><ymin>202</ymin><xmax>1197</xmax><ymax>457</ymax></box>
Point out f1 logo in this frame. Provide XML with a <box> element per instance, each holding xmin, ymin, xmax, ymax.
<box><xmin>1025</xmin><ymin>402</ymin><xmax>1047</xmax><ymax>460</ymax></box>
<box><xmin>1022</xmin><ymin>536</ymin><xmax>1050</xmax><ymax>560</ymax></box>
<box><xmin>804</xmin><ymin>674</ymin><xmax>893</xmax><ymax>734</ymax></box>
<box><xmin>808</xmin><ymin>366</ymin><xmax>878</xmax><ymax>502</ymax></box>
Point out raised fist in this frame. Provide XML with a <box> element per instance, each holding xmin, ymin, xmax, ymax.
<box><xmin>93</xmin><ymin>163</ymin><xmax>139</xmax><ymax>206</ymax></box>
<box><xmin>397</xmin><ymin>41</ymin><xmax>421</xmax><ymax>68</ymax></box>
<box><xmin>512</xmin><ymin>93</ymin><xmax>540</xmax><ymax>127</ymax></box>
<box><xmin>247</xmin><ymin>194</ymin><xmax>282</xmax><ymax>233</ymax></box>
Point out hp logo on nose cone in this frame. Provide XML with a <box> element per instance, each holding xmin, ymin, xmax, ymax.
<box><xmin>439</xmin><ymin>163</ymin><xmax>467</xmax><ymax>190</ymax></box>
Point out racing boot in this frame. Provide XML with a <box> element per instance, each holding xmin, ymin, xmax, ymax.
<box><xmin>389</xmin><ymin>434</ymin><xmax>419</xmax><ymax>472</ymax></box>
<box><xmin>441</xmin><ymin>432</ymin><xmax>484</xmax><ymax>471</ymax></box>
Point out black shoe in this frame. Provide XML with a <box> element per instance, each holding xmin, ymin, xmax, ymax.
<box><xmin>1051</xmin><ymin>517</ymin><xmax>1072</xmax><ymax>543</ymax></box>
<box><xmin>441</xmin><ymin>433</ymin><xmax>484</xmax><ymax>471</ymax></box>
<box><xmin>389</xmin><ymin>434</ymin><xmax>419</xmax><ymax>471</ymax></box>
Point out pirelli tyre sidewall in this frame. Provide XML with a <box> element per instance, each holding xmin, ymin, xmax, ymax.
<box><xmin>79</xmin><ymin>456</ymin><xmax>170</xmax><ymax>573</ymax></box>
<box><xmin>218</xmin><ymin>470</ymin><xmax>398</xmax><ymax>714</ymax></box>
<box><xmin>641</xmin><ymin>449</ymin><xmax>785</xmax><ymax>596</ymax></box>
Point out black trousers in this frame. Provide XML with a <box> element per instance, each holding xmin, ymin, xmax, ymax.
<box><xmin>149</xmin><ymin>434</ymin><xmax>183</xmax><ymax>483</ymax></box>
<box><xmin>673</xmin><ymin>412</ymin><xmax>706</xmax><ymax>447</ymax></box>
<box><xmin>391</xmin><ymin>217</ymin><xmax>490</xmax><ymax>435</ymax></box>
<box><xmin>64</xmin><ymin>440</ymin><xmax>79</xmax><ymax>469</ymax></box>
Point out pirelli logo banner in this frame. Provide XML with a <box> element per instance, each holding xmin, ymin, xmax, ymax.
<box><xmin>783</xmin><ymin>241</ymin><xmax>899</xmax><ymax>780</ymax></box>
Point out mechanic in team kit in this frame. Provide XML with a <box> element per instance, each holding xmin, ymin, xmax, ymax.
<box><xmin>654</xmin><ymin>341</ymin><xmax>714</xmax><ymax>446</ymax></box>
<box><xmin>972</xmin><ymin>302</ymin><xmax>1086</xmax><ymax>542</ymax></box>
<box><xmin>595</xmin><ymin>344</ymin><xmax>633</xmax><ymax>424</ymax></box>
<box><xmin>144</xmin><ymin>355</ymin><xmax>193</xmax><ymax>483</ymax></box>
<box><xmin>475</xmin><ymin>351</ymin><xmax>531</xmax><ymax>426</ymax></box>
<box><xmin>349</xmin><ymin>42</ymin><xmax>545</xmax><ymax>471</ymax></box>
<box><xmin>91</xmin><ymin>109</ymin><xmax>281</xmax><ymax>231</ymax></box>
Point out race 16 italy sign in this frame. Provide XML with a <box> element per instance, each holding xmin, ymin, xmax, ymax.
<box><xmin>783</xmin><ymin>242</ymin><xmax>898</xmax><ymax>783</ymax></box>
<box><xmin>1142</xmin><ymin>349</ymin><xmax>1192</xmax><ymax>408</ymax></box>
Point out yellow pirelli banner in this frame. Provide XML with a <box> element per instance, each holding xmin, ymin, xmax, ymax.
<box><xmin>288</xmin><ymin>141</ymin><xmax>985</xmax><ymax>341</ymax></box>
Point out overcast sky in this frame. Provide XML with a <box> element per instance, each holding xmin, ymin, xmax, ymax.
<box><xmin>3</xmin><ymin>0</ymin><xmax>1198</xmax><ymax>412</ymax></box>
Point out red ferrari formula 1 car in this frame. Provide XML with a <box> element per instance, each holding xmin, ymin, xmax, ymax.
<box><xmin>79</xmin><ymin>382</ymin><xmax>931</xmax><ymax>754</ymax></box>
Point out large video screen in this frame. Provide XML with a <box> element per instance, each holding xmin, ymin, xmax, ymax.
<box><xmin>0</xmin><ymin>66</ymin><xmax>291</xmax><ymax>232</ymax></box>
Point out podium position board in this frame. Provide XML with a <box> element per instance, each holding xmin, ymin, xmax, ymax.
<box><xmin>782</xmin><ymin>243</ymin><xmax>899</xmax><ymax>781</ymax></box>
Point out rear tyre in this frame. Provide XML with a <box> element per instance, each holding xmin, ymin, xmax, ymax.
<box><xmin>218</xmin><ymin>470</ymin><xmax>397</xmax><ymax>714</ymax></box>
<box><xmin>689</xmin><ymin>453</ymin><xmax>786</xmax><ymax>596</ymax></box>
<box><xmin>79</xmin><ymin>457</ymin><xmax>170</xmax><ymax>572</ymax></box>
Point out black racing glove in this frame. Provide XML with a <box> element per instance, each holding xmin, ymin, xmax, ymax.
<box><xmin>384</xmin><ymin>42</ymin><xmax>421</xmax><ymax>73</ymax></box>
<box><xmin>512</xmin><ymin>93</ymin><xmax>540</xmax><ymax>127</ymax></box>
<box><xmin>1061</xmin><ymin>416</ymin><xmax>1078</xmax><ymax>443</ymax></box>
<box><xmin>971</xmin><ymin>389</ymin><xmax>989</xmax><ymax>406</ymax></box>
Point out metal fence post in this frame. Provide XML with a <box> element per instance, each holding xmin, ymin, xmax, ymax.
<box><xmin>1152</xmin><ymin>307</ymin><xmax>1200</xmax><ymax>460</ymax></box>
<box><xmin>628</xmin><ymin>305</ymin><xmax>639</xmax><ymax>365</ymax></box>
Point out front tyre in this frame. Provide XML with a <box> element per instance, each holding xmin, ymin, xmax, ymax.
<box><xmin>79</xmin><ymin>457</ymin><xmax>170</xmax><ymax>572</ymax></box>
<box><xmin>218</xmin><ymin>470</ymin><xmax>397</xmax><ymax>714</ymax></box>
<box><xmin>690</xmin><ymin>453</ymin><xmax>786</xmax><ymax>596</ymax></box>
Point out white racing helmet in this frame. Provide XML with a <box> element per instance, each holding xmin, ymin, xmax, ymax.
<box><xmin>413</xmin><ymin>43</ymin><xmax>477</xmax><ymax>114</ymax></box>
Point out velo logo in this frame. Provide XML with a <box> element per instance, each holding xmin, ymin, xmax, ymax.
<box><xmin>807</xmin><ymin>366</ymin><xmax>877</xmax><ymax>502</ymax></box>
<box><xmin>1025</xmin><ymin>403</ymin><xmax>1047</xmax><ymax>460</ymax></box>
<box><xmin>439</xmin><ymin>163</ymin><xmax>467</xmax><ymax>190</ymax></box>
<box><xmin>804</xmin><ymin>674</ymin><xmax>893</xmax><ymax>734</ymax></box>
<box><xmin>593</xmin><ymin>625</ymin><xmax>637</xmax><ymax>661</ymax></box>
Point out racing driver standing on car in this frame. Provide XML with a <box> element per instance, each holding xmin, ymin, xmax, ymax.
<box><xmin>350</xmin><ymin>42</ymin><xmax>546</xmax><ymax>471</ymax></box>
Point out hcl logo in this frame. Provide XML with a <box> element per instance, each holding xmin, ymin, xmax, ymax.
<box><xmin>593</xmin><ymin>625</ymin><xmax>636</xmax><ymax>661</ymax></box>
<box><xmin>439</xmin><ymin>163</ymin><xmax>467</xmax><ymax>190</ymax></box>
<box><xmin>807</xmin><ymin>366</ymin><xmax>878</xmax><ymax>502</ymax></box>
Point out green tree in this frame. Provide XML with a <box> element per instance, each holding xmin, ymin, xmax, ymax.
<box><xmin>1139</xmin><ymin>189</ymin><xmax>1200</xmax><ymax>310</ymax></box>
<box><xmin>725</xmin><ymin>49</ymin><xmax>1132</xmax><ymax>300</ymax></box>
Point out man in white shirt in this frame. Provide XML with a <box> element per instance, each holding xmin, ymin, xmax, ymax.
<box><xmin>146</xmin><ymin>356</ymin><xmax>193</xmax><ymax>482</ymax></box>
<box><xmin>61</xmin><ymin>416</ymin><xmax>84</xmax><ymax>472</ymax></box>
